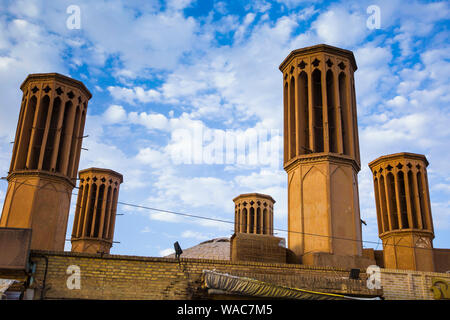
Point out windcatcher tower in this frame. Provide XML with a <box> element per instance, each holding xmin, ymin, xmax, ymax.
<box><xmin>369</xmin><ymin>153</ymin><xmax>435</xmax><ymax>271</ymax></box>
<box><xmin>233</xmin><ymin>193</ymin><xmax>275</xmax><ymax>235</ymax></box>
<box><xmin>71</xmin><ymin>168</ymin><xmax>123</xmax><ymax>254</ymax></box>
<box><xmin>0</xmin><ymin>73</ymin><xmax>91</xmax><ymax>251</ymax></box>
<box><xmin>231</xmin><ymin>193</ymin><xmax>286</xmax><ymax>263</ymax></box>
<box><xmin>279</xmin><ymin>44</ymin><xmax>370</xmax><ymax>268</ymax></box>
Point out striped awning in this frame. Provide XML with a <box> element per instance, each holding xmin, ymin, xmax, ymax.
<box><xmin>202</xmin><ymin>270</ymin><xmax>381</xmax><ymax>300</ymax></box>
<box><xmin>0</xmin><ymin>279</ymin><xmax>17</xmax><ymax>295</ymax></box>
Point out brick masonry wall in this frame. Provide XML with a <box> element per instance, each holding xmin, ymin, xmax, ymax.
<box><xmin>433</xmin><ymin>248</ymin><xmax>450</xmax><ymax>273</ymax></box>
<box><xmin>230</xmin><ymin>233</ymin><xmax>286</xmax><ymax>264</ymax></box>
<box><xmin>28</xmin><ymin>250</ymin><xmax>378</xmax><ymax>300</ymax></box>
<box><xmin>380</xmin><ymin>268</ymin><xmax>450</xmax><ymax>300</ymax></box>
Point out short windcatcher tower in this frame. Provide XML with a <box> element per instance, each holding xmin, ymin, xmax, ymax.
<box><xmin>71</xmin><ymin>168</ymin><xmax>123</xmax><ymax>254</ymax></box>
<box><xmin>369</xmin><ymin>153</ymin><xmax>435</xmax><ymax>271</ymax></box>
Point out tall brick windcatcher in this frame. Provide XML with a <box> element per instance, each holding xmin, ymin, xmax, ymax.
<box><xmin>279</xmin><ymin>45</ymin><xmax>370</xmax><ymax>268</ymax></box>
<box><xmin>0</xmin><ymin>73</ymin><xmax>91</xmax><ymax>251</ymax></box>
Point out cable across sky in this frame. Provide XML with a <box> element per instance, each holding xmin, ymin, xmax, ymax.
<box><xmin>0</xmin><ymin>177</ymin><xmax>432</xmax><ymax>252</ymax></box>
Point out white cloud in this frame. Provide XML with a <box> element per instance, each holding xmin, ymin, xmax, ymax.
<box><xmin>0</xmin><ymin>17</ymin><xmax>67</xmax><ymax>138</ymax></box>
<box><xmin>135</xmin><ymin>147</ymin><xmax>166</xmax><ymax>168</ymax></box>
<box><xmin>245</xmin><ymin>0</ymin><xmax>272</xmax><ymax>13</ymax></box>
<box><xmin>128</xmin><ymin>112</ymin><xmax>169</xmax><ymax>131</ymax></box>
<box><xmin>159</xmin><ymin>248</ymin><xmax>175</xmax><ymax>256</ymax></box>
<box><xmin>0</xmin><ymin>188</ymin><xmax>4</xmax><ymax>205</ymax></box>
<box><xmin>276</xmin><ymin>0</ymin><xmax>321</xmax><ymax>8</ymax></box>
<box><xmin>78</xmin><ymin>115</ymin><xmax>151</xmax><ymax>191</ymax></box>
<box><xmin>140</xmin><ymin>226</ymin><xmax>152</xmax><ymax>233</ymax></box>
<box><xmin>431</xmin><ymin>201</ymin><xmax>450</xmax><ymax>233</ymax></box>
<box><xmin>152</xmin><ymin>13</ymin><xmax>304</xmax><ymax>132</ymax></box>
<box><xmin>361</xmin><ymin>113</ymin><xmax>431</xmax><ymax>153</ymax></box>
<box><xmin>181</xmin><ymin>230</ymin><xmax>209</xmax><ymax>241</ymax></box>
<box><xmin>108</xmin><ymin>86</ymin><xmax>161</xmax><ymax>104</ymax></box>
<box><xmin>235</xmin><ymin>169</ymin><xmax>285</xmax><ymax>189</ymax></box>
<box><xmin>353</xmin><ymin>44</ymin><xmax>394</xmax><ymax>114</ymax></box>
<box><xmin>8</xmin><ymin>0</ymin><xmax>41</xmax><ymax>18</ymax></box>
<box><xmin>386</xmin><ymin>96</ymin><xmax>408</xmax><ymax>108</ymax></box>
<box><xmin>4</xmin><ymin>0</ymin><xmax>202</xmax><ymax>77</ymax></box>
<box><xmin>234</xmin><ymin>13</ymin><xmax>256</xmax><ymax>43</ymax></box>
<box><xmin>103</xmin><ymin>105</ymin><xmax>127</xmax><ymax>124</ymax></box>
<box><xmin>77</xmin><ymin>1</ymin><xmax>199</xmax><ymax>73</ymax></box>
<box><xmin>152</xmin><ymin>173</ymin><xmax>235</xmax><ymax>211</ymax></box>
<box><xmin>167</xmin><ymin>0</ymin><xmax>195</xmax><ymax>11</ymax></box>
<box><xmin>380</xmin><ymin>1</ymin><xmax>449</xmax><ymax>58</ymax></box>
<box><xmin>148</xmin><ymin>209</ymin><xmax>183</xmax><ymax>223</ymax></box>
<box><xmin>312</xmin><ymin>7</ymin><xmax>367</xmax><ymax>47</ymax></box>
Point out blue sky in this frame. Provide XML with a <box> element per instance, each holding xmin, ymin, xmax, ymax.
<box><xmin>0</xmin><ymin>0</ymin><xmax>449</xmax><ymax>257</ymax></box>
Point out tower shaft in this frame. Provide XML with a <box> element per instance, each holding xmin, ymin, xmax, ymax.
<box><xmin>0</xmin><ymin>73</ymin><xmax>91</xmax><ymax>251</ymax></box>
<box><xmin>280</xmin><ymin>45</ymin><xmax>369</xmax><ymax>268</ymax></box>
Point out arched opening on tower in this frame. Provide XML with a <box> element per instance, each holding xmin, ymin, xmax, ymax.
<box><xmin>374</xmin><ymin>177</ymin><xmax>383</xmax><ymax>234</ymax></box>
<box><xmin>338</xmin><ymin>72</ymin><xmax>349</xmax><ymax>156</ymax></box>
<box><xmin>103</xmin><ymin>186</ymin><xmax>112</xmax><ymax>239</ymax></box>
<box><xmin>15</xmin><ymin>95</ymin><xmax>37</xmax><ymax>170</ymax></box>
<box><xmin>397</xmin><ymin>171</ymin><xmax>409</xmax><ymax>228</ymax></box>
<box><xmin>78</xmin><ymin>183</ymin><xmax>90</xmax><ymax>237</ymax></box>
<box><xmin>249</xmin><ymin>207</ymin><xmax>255</xmax><ymax>233</ymax></box>
<box><xmin>86</xmin><ymin>183</ymin><xmax>97</xmax><ymax>237</ymax></box>
<box><xmin>289</xmin><ymin>76</ymin><xmax>296</xmax><ymax>159</ymax></box>
<box><xmin>379</xmin><ymin>175</ymin><xmax>389</xmax><ymax>232</ymax></box>
<box><xmin>407</xmin><ymin>170</ymin><xmax>418</xmax><ymax>229</ymax></box>
<box><xmin>417</xmin><ymin>171</ymin><xmax>427</xmax><ymax>230</ymax></box>
<box><xmin>108</xmin><ymin>187</ymin><xmax>119</xmax><ymax>239</ymax></box>
<box><xmin>387</xmin><ymin>172</ymin><xmax>399</xmax><ymax>230</ymax></box>
<box><xmin>298</xmin><ymin>71</ymin><xmax>309</xmax><ymax>154</ymax></box>
<box><xmin>263</xmin><ymin>208</ymin><xmax>268</xmax><ymax>234</ymax></box>
<box><xmin>67</xmin><ymin>107</ymin><xmax>81</xmax><ymax>178</ymax></box>
<box><xmin>283</xmin><ymin>82</ymin><xmax>288</xmax><ymax>162</ymax></box>
<box><xmin>72</xmin><ymin>184</ymin><xmax>83</xmax><ymax>237</ymax></box>
<box><xmin>93</xmin><ymin>184</ymin><xmax>105</xmax><ymax>238</ymax></box>
<box><xmin>326</xmin><ymin>70</ymin><xmax>337</xmax><ymax>153</ymax></box>
<box><xmin>256</xmin><ymin>207</ymin><xmax>261</xmax><ymax>234</ymax></box>
<box><xmin>71</xmin><ymin>109</ymin><xmax>86</xmax><ymax>178</ymax></box>
<box><xmin>29</xmin><ymin>95</ymin><xmax>50</xmax><ymax>169</ymax></box>
<box><xmin>350</xmin><ymin>80</ymin><xmax>359</xmax><ymax>161</ymax></box>
<box><xmin>42</xmin><ymin>97</ymin><xmax>62</xmax><ymax>171</ymax></box>
<box><xmin>56</xmin><ymin>100</ymin><xmax>73</xmax><ymax>174</ymax></box>
<box><xmin>242</xmin><ymin>207</ymin><xmax>248</xmax><ymax>234</ymax></box>
<box><xmin>312</xmin><ymin>69</ymin><xmax>323</xmax><ymax>152</ymax></box>
<box><xmin>10</xmin><ymin>99</ymin><xmax>27</xmax><ymax>172</ymax></box>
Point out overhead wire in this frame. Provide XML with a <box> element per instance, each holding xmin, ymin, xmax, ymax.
<box><xmin>0</xmin><ymin>176</ymin><xmax>437</xmax><ymax>252</ymax></box>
